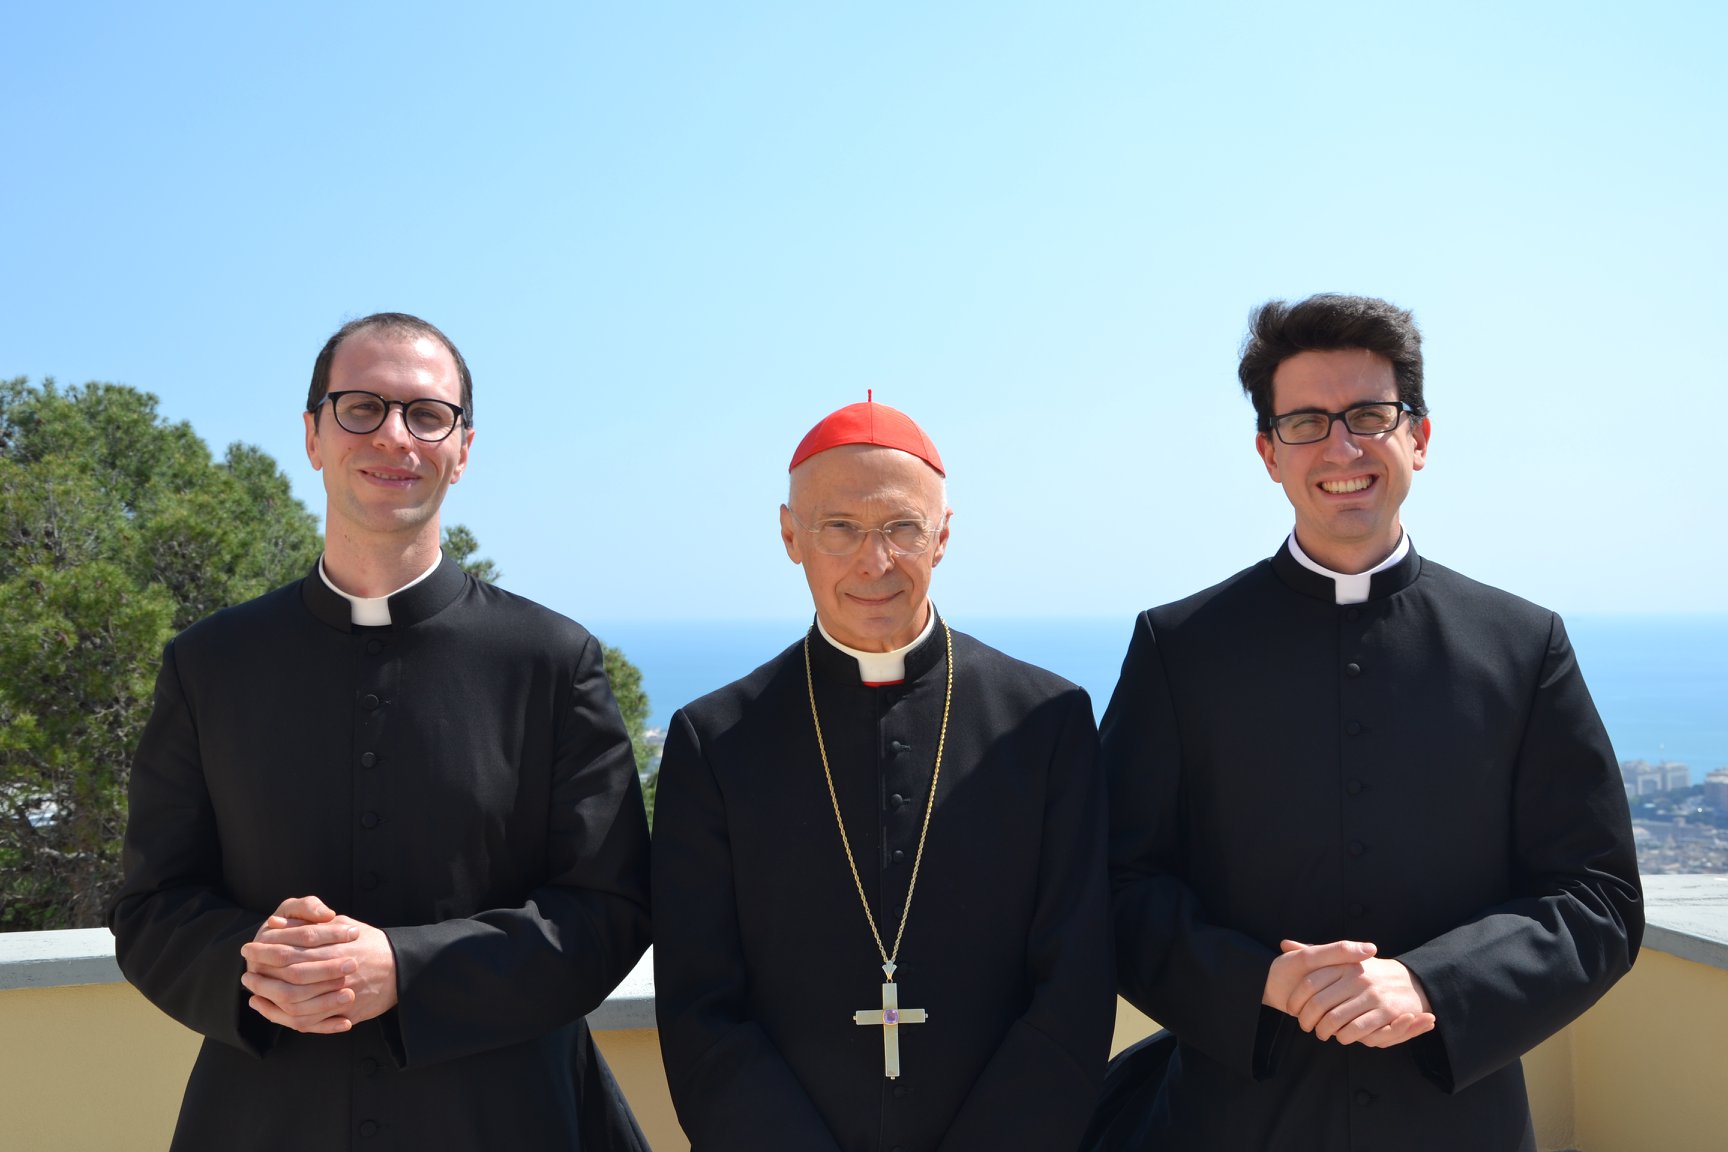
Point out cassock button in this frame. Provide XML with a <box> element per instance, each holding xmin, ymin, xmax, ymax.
<box><xmin>1347</xmin><ymin>841</ymin><xmax>1366</xmax><ymax>857</ymax></box>
<box><xmin>360</xmin><ymin>811</ymin><xmax>380</xmax><ymax>830</ymax></box>
<box><xmin>1345</xmin><ymin>607</ymin><xmax>1361</xmax><ymax>622</ymax></box>
<box><xmin>1348</xmin><ymin>902</ymin><xmax>1367</xmax><ymax>918</ymax></box>
<box><xmin>1345</xmin><ymin>662</ymin><xmax>1361</xmax><ymax>677</ymax></box>
<box><xmin>889</xmin><ymin>793</ymin><xmax>905</xmax><ymax>810</ymax></box>
<box><xmin>1345</xmin><ymin>720</ymin><xmax>1363</xmax><ymax>736</ymax></box>
<box><xmin>892</xmin><ymin>1084</ymin><xmax>911</xmax><ymax>1099</ymax></box>
<box><xmin>358</xmin><ymin>1119</ymin><xmax>379</xmax><ymax>1138</ymax></box>
<box><xmin>1345</xmin><ymin>778</ymin><xmax>1364</xmax><ymax>795</ymax></box>
<box><xmin>362</xmin><ymin>694</ymin><xmax>380</xmax><ymax>711</ymax></box>
<box><xmin>1354</xmin><ymin>1089</ymin><xmax>1374</xmax><ymax>1106</ymax></box>
<box><xmin>365</xmin><ymin>639</ymin><xmax>383</xmax><ymax>655</ymax></box>
<box><xmin>889</xmin><ymin>740</ymin><xmax>909</xmax><ymax>755</ymax></box>
<box><xmin>360</xmin><ymin>752</ymin><xmax>377</xmax><ymax>769</ymax></box>
<box><xmin>357</xmin><ymin>1057</ymin><xmax>379</xmax><ymax>1076</ymax></box>
<box><xmin>892</xmin><ymin>849</ymin><xmax>906</xmax><ymax>864</ymax></box>
<box><xmin>360</xmin><ymin>871</ymin><xmax>380</xmax><ymax>891</ymax></box>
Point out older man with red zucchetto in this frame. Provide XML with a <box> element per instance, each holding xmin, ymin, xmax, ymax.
<box><xmin>653</xmin><ymin>397</ymin><xmax>1113</xmax><ymax>1151</ymax></box>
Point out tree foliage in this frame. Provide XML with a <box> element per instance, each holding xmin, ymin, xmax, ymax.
<box><xmin>602</xmin><ymin>643</ymin><xmax>658</xmax><ymax>827</ymax></box>
<box><xmin>0</xmin><ymin>378</ymin><xmax>320</xmax><ymax>929</ymax></box>
<box><xmin>441</xmin><ymin>523</ymin><xmax>500</xmax><ymax>584</ymax></box>
<box><xmin>601</xmin><ymin>642</ymin><xmax>650</xmax><ymax>749</ymax></box>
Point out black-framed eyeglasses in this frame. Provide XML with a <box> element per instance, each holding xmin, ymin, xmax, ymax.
<box><xmin>313</xmin><ymin>391</ymin><xmax>467</xmax><ymax>443</ymax></box>
<box><xmin>1269</xmin><ymin>401</ymin><xmax>1418</xmax><ymax>445</ymax></box>
<box><xmin>789</xmin><ymin>510</ymin><xmax>938</xmax><ymax>557</ymax></box>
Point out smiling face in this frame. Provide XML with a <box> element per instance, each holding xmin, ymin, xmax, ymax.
<box><xmin>303</xmin><ymin>330</ymin><xmax>473</xmax><ymax>554</ymax></box>
<box><xmin>780</xmin><ymin>444</ymin><xmax>951</xmax><ymax>652</ymax></box>
<box><xmin>1256</xmin><ymin>348</ymin><xmax>1430</xmax><ymax>573</ymax></box>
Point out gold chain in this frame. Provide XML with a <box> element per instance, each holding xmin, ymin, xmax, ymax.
<box><xmin>804</xmin><ymin>620</ymin><xmax>952</xmax><ymax>977</ymax></box>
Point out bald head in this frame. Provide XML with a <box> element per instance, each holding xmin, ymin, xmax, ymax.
<box><xmin>789</xmin><ymin>444</ymin><xmax>946</xmax><ymax>513</ymax></box>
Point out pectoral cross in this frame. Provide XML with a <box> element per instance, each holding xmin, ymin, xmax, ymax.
<box><xmin>852</xmin><ymin>964</ymin><xmax>928</xmax><ymax>1079</ymax></box>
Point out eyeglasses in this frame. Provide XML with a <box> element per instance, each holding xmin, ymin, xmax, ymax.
<box><xmin>1269</xmin><ymin>401</ymin><xmax>1417</xmax><ymax>445</ymax></box>
<box><xmin>789</xmin><ymin>510</ymin><xmax>938</xmax><ymax>557</ymax></box>
<box><xmin>314</xmin><ymin>390</ymin><xmax>467</xmax><ymax>443</ymax></box>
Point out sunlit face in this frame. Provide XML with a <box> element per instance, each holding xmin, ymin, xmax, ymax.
<box><xmin>780</xmin><ymin>444</ymin><xmax>951</xmax><ymax>652</ymax></box>
<box><xmin>1255</xmin><ymin>348</ymin><xmax>1430</xmax><ymax>573</ymax></box>
<box><xmin>303</xmin><ymin>331</ymin><xmax>473</xmax><ymax>550</ymax></box>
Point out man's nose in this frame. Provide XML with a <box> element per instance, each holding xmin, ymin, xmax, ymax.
<box><xmin>1322</xmin><ymin>417</ymin><xmax>1365</xmax><ymax>461</ymax></box>
<box><xmin>854</xmin><ymin>529</ymin><xmax>898</xmax><ymax>575</ymax></box>
<box><xmin>372</xmin><ymin>404</ymin><xmax>416</xmax><ymax>447</ymax></box>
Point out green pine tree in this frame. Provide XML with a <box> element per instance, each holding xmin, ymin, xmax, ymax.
<box><xmin>0</xmin><ymin>378</ymin><xmax>321</xmax><ymax>928</ymax></box>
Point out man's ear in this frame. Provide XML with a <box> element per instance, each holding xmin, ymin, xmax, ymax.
<box><xmin>449</xmin><ymin>427</ymin><xmax>475</xmax><ymax>484</ymax></box>
<box><xmin>1410</xmin><ymin>415</ymin><xmax>1432</xmax><ymax>472</ymax></box>
<box><xmin>1255</xmin><ymin>431</ymin><xmax>1280</xmax><ymax>482</ymax></box>
<box><xmin>304</xmin><ymin>410</ymin><xmax>323</xmax><ymax>471</ymax></box>
<box><xmin>780</xmin><ymin>504</ymin><xmax>803</xmax><ymax>564</ymax></box>
<box><xmin>929</xmin><ymin>507</ymin><xmax>953</xmax><ymax>568</ymax></box>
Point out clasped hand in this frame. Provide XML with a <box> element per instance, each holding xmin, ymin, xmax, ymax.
<box><xmin>1261</xmin><ymin>938</ymin><xmax>1436</xmax><ymax>1048</ymax></box>
<box><xmin>239</xmin><ymin>895</ymin><xmax>398</xmax><ymax>1034</ymax></box>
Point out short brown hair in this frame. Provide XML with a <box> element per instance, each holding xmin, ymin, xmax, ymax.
<box><xmin>307</xmin><ymin>313</ymin><xmax>473</xmax><ymax>427</ymax></box>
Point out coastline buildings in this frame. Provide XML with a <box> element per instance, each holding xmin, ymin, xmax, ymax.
<box><xmin>1620</xmin><ymin>759</ymin><xmax>1728</xmax><ymax>875</ymax></box>
<box><xmin>1622</xmin><ymin>758</ymin><xmax>1692</xmax><ymax>798</ymax></box>
<box><xmin>1707</xmin><ymin>768</ymin><xmax>1728</xmax><ymax>817</ymax></box>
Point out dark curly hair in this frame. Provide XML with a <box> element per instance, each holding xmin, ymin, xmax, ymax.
<box><xmin>1238</xmin><ymin>294</ymin><xmax>1425</xmax><ymax>433</ymax></box>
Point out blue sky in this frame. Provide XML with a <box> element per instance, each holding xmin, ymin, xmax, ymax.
<box><xmin>4</xmin><ymin>2</ymin><xmax>1723</xmax><ymax>626</ymax></box>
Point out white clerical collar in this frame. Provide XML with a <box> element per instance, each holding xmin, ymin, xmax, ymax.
<box><xmin>1286</xmin><ymin>531</ymin><xmax>1410</xmax><ymax>606</ymax></box>
<box><xmin>817</xmin><ymin>607</ymin><xmax>938</xmax><ymax>684</ymax></box>
<box><xmin>318</xmin><ymin>554</ymin><xmax>442</xmax><ymax>626</ymax></box>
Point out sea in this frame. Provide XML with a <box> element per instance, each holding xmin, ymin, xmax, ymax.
<box><xmin>588</xmin><ymin>613</ymin><xmax>1728</xmax><ymax>777</ymax></box>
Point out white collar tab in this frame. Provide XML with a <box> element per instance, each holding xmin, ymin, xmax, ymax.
<box><xmin>816</xmin><ymin>607</ymin><xmax>939</xmax><ymax>683</ymax></box>
<box><xmin>1286</xmin><ymin>532</ymin><xmax>1410</xmax><ymax>605</ymax></box>
<box><xmin>317</xmin><ymin>553</ymin><xmax>442</xmax><ymax>626</ymax></box>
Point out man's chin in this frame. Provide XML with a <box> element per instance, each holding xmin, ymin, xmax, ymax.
<box><xmin>828</xmin><ymin>614</ymin><xmax>912</xmax><ymax>653</ymax></box>
<box><xmin>337</xmin><ymin>503</ymin><xmax>440</xmax><ymax>539</ymax></box>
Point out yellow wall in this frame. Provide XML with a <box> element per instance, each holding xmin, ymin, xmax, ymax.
<box><xmin>1111</xmin><ymin>995</ymin><xmax>1158</xmax><ymax>1055</ymax></box>
<box><xmin>0</xmin><ymin>988</ymin><xmax>1147</xmax><ymax>1152</ymax></box>
<box><xmin>1572</xmin><ymin>948</ymin><xmax>1728</xmax><ymax>1152</ymax></box>
<box><xmin>1525</xmin><ymin>1029</ymin><xmax>1576</xmax><ymax>1151</ymax></box>
<box><xmin>601</xmin><ymin>1027</ymin><xmax>686</xmax><ymax>1152</ymax></box>
<box><xmin>0</xmin><ymin>982</ymin><xmax>197</xmax><ymax>1152</ymax></box>
<box><xmin>0</xmin><ymin>982</ymin><xmax>684</xmax><ymax>1152</ymax></box>
<box><xmin>4</xmin><ymin>969</ymin><xmax>1724</xmax><ymax>1151</ymax></box>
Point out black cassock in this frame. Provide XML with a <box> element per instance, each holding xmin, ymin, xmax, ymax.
<box><xmin>653</xmin><ymin>616</ymin><xmax>1114</xmax><ymax>1152</ymax></box>
<box><xmin>1101</xmin><ymin>542</ymin><xmax>1642</xmax><ymax>1152</ymax></box>
<box><xmin>110</xmin><ymin>555</ymin><xmax>653</xmax><ymax>1152</ymax></box>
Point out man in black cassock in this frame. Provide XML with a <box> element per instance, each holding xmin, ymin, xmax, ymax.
<box><xmin>652</xmin><ymin>399</ymin><xmax>1113</xmax><ymax>1151</ymax></box>
<box><xmin>1098</xmin><ymin>294</ymin><xmax>1642</xmax><ymax>1151</ymax></box>
<box><xmin>109</xmin><ymin>313</ymin><xmax>652</xmax><ymax>1151</ymax></box>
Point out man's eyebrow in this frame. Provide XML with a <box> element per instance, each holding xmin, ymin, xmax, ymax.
<box><xmin>809</xmin><ymin>508</ymin><xmax>929</xmax><ymax>523</ymax></box>
<box><xmin>1277</xmin><ymin>399</ymin><xmax>1393</xmax><ymax>414</ymax></box>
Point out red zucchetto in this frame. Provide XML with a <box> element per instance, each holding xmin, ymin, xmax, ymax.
<box><xmin>788</xmin><ymin>393</ymin><xmax>945</xmax><ymax>476</ymax></box>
